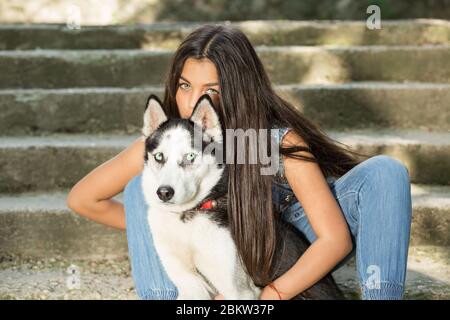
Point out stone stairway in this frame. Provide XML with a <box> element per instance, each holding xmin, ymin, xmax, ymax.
<box><xmin>0</xmin><ymin>20</ymin><xmax>448</xmax><ymax>300</ymax></box>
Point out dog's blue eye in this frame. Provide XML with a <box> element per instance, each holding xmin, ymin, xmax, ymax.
<box><xmin>154</xmin><ymin>152</ymin><xmax>164</xmax><ymax>162</ymax></box>
<box><xmin>186</xmin><ymin>152</ymin><xmax>196</xmax><ymax>162</ymax></box>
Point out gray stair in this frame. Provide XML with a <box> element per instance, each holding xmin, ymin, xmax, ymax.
<box><xmin>0</xmin><ymin>184</ymin><xmax>448</xmax><ymax>259</ymax></box>
<box><xmin>0</xmin><ymin>46</ymin><xmax>449</xmax><ymax>88</ymax></box>
<box><xmin>0</xmin><ymin>245</ymin><xmax>447</xmax><ymax>300</ymax></box>
<box><xmin>0</xmin><ymin>130</ymin><xmax>448</xmax><ymax>194</ymax></box>
<box><xmin>1</xmin><ymin>83</ymin><xmax>449</xmax><ymax>136</ymax></box>
<box><xmin>0</xmin><ymin>255</ymin><xmax>136</xmax><ymax>300</ymax></box>
<box><xmin>0</xmin><ymin>20</ymin><xmax>449</xmax><ymax>50</ymax></box>
<box><xmin>0</xmin><ymin>190</ymin><xmax>127</xmax><ymax>260</ymax></box>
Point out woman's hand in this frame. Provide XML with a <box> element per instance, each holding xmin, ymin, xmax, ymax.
<box><xmin>214</xmin><ymin>294</ymin><xmax>225</xmax><ymax>300</ymax></box>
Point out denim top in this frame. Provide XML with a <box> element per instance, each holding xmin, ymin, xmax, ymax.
<box><xmin>271</xmin><ymin>126</ymin><xmax>291</xmax><ymax>184</ymax></box>
<box><xmin>270</xmin><ymin>126</ymin><xmax>295</xmax><ymax>207</ymax></box>
<box><xmin>270</xmin><ymin>126</ymin><xmax>337</xmax><ymax>208</ymax></box>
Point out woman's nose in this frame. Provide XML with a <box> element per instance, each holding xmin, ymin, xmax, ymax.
<box><xmin>189</xmin><ymin>89</ymin><xmax>207</xmax><ymax>108</ymax></box>
<box><xmin>189</xmin><ymin>95</ymin><xmax>201</xmax><ymax>109</ymax></box>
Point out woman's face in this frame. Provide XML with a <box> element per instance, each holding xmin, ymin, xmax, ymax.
<box><xmin>176</xmin><ymin>57</ymin><xmax>221</xmax><ymax>119</ymax></box>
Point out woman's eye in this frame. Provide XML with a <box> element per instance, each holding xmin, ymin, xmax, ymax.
<box><xmin>179</xmin><ymin>83</ymin><xmax>190</xmax><ymax>90</ymax></box>
<box><xmin>154</xmin><ymin>152</ymin><xmax>164</xmax><ymax>162</ymax></box>
<box><xmin>179</xmin><ymin>82</ymin><xmax>219</xmax><ymax>95</ymax></box>
<box><xmin>186</xmin><ymin>152</ymin><xmax>197</xmax><ymax>163</ymax></box>
<box><xmin>206</xmin><ymin>88</ymin><xmax>219</xmax><ymax>95</ymax></box>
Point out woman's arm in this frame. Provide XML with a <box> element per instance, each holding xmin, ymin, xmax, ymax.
<box><xmin>260</xmin><ymin>130</ymin><xmax>353</xmax><ymax>300</ymax></box>
<box><xmin>66</xmin><ymin>136</ymin><xmax>145</xmax><ymax>230</ymax></box>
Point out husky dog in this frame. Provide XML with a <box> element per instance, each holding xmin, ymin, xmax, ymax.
<box><xmin>140</xmin><ymin>94</ymin><xmax>344</xmax><ymax>300</ymax></box>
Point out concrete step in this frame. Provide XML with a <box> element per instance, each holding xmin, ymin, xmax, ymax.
<box><xmin>0</xmin><ymin>20</ymin><xmax>448</xmax><ymax>50</ymax></box>
<box><xmin>0</xmin><ymin>245</ymin><xmax>447</xmax><ymax>299</ymax></box>
<box><xmin>329</xmin><ymin>129</ymin><xmax>450</xmax><ymax>186</ymax></box>
<box><xmin>0</xmin><ymin>255</ymin><xmax>136</xmax><ymax>300</ymax></box>
<box><xmin>0</xmin><ymin>184</ymin><xmax>448</xmax><ymax>259</ymax></box>
<box><xmin>0</xmin><ymin>45</ymin><xmax>449</xmax><ymax>88</ymax></box>
<box><xmin>0</xmin><ymin>190</ymin><xmax>127</xmax><ymax>260</ymax></box>
<box><xmin>0</xmin><ymin>129</ymin><xmax>449</xmax><ymax>194</ymax></box>
<box><xmin>0</xmin><ymin>134</ymin><xmax>136</xmax><ymax>193</ymax></box>
<box><xmin>1</xmin><ymin>83</ymin><xmax>449</xmax><ymax>135</ymax></box>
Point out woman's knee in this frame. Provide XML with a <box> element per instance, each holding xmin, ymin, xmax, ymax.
<box><xmin>364</xmin><ymin>155</ymin><xmax>410</xmax><ymax>186</ymax></box>
<box><xmin>360</xmin><ymin>155</ymin><xmax>412</xmax><ymax>222</ymax></box>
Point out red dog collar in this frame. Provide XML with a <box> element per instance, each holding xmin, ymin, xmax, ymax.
<box><xmin>198</xmin><ymin>199</ymin><xmax>217</xmax><ymax>210</ymax></box>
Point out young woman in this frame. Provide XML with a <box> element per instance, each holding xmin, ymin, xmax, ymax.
<box><xmin>67</xmin><ymin>24</ymin><xmax>413</xmax><ymax>300</ymax></box>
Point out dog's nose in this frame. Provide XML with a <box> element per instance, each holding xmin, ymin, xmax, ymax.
<box><xmin>157</xmin><ymin>186</ymin><xmax>175</xmax><ymax>201</ymax></box>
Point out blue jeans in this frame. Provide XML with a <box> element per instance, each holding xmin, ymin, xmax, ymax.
<box><xmin>123</xmin><ymin>155</ymin><xmax>412</xmax><ymax>300</ymax></box>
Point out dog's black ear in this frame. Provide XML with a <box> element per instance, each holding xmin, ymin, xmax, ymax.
<box><xmin>189</xmin><ymin>94</ymin><xmax>222</xmax><ymax>142</ymax></box>
<box><xmin>142</xmin><ymin>94</ymin><xmax>168</xmax><ymax>137</ymax></box>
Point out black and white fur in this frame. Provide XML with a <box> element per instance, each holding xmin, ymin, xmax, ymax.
<box><xmin>140</xmin><ymin>94</ymin><xmax>345</xmax><ymax>300</ymax></box>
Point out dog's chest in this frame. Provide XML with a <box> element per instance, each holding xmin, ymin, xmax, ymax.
<box><xmin>147</xmin><ymin>207</ymin><xmax>227</xmax><ymax>246</ymax></box>
<box><xmin>180</xmin><ymin>206</ymin><xmax>229</xmax><ymax>228</ymax></box>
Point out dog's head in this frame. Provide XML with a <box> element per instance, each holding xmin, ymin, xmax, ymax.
<box><xmin>141</xmin><ymin>94</ymin><xmax>225</xmax><ymax>212</ymax></box>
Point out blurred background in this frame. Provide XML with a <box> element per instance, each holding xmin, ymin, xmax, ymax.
<box><xmin>1</xmin><ymin>0</ymin><xmax>450</xmax><ymax>24</ymax></box>
<box><xmin>0</xmin><ymin>0</ymin><xmax>449</xmax><ymax>300</ymax></box>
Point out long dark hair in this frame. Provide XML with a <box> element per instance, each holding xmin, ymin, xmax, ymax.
<box><xmin>161</xmin><ymin>24</ymin><xmax>371</xmax><ymax>286</ymax></box>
